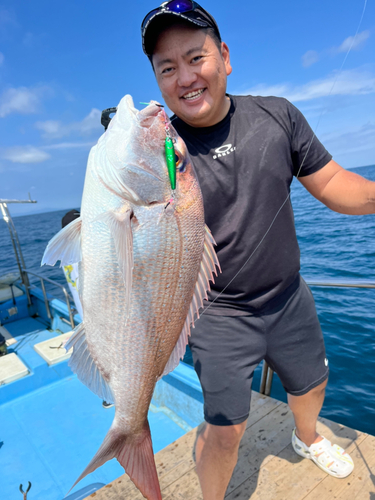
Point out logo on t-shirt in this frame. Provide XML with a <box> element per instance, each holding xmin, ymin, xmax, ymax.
<box><xmin>212</xmin><ymin>143</ymin><xmax>236</xmax><ymax>160</ymax></box>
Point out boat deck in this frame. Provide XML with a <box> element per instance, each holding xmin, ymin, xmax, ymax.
<box><xmin>89</xmin><ymin>391</ymin><xmax>375</xmax><ymax>500</ymax></box>
<box><xmin>0</xmin><ymin>296</ymin><xmax>200</xmax><ymax>500</ymax></box>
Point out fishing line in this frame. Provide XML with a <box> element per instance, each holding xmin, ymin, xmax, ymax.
<box><xmin>200</xmin><ymin>0</ymin><xmax>368</xmax><ymax>317</ymax></box>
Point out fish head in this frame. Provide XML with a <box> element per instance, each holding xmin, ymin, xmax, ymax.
<box><xmin>136</xmin><ymin>99</ymin><xmax>201</xmax><ymax>210</ymax></box>
<box><xmin>103</xmin><ymin>95</ymin><xmax>199</xmax><ymax>207</ymax></box>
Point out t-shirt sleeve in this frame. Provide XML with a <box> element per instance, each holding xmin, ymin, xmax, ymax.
<box><xmin>287</xmin><ymin>101</ymin><xmax>332</xmax><ymax>177</ymax></box>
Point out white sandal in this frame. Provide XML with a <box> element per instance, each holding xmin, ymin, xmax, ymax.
<box><xmin>292</xmin><ymin>428</ymin><xmax>354</xmax><ymax>478</ymax></box>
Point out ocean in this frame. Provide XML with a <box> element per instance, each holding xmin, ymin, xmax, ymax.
<box><xmin>1</xmin><ymin>164</ymin><xmax>375</xmax><ymax>435</ymax></box>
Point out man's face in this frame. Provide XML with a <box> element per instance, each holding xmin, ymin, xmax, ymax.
<box><xmin>152</xmin><ymin>25</ymin><xmax>232</xmax><ymax>128</ymax></box>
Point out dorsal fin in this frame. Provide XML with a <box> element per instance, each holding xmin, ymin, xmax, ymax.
<box><xmin>160</xmin><ymin>226</ymin><xmax>220</xmax><ymax>378</ymax></box>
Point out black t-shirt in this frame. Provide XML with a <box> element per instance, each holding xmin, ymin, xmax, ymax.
<box><xmin>171</xmin><ymin>95</ymin><xmax>332</xmax><ymax>315</ymax></box>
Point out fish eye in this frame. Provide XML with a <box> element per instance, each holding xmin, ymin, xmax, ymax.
<box><xmin>174</xmin><ymin>150</ymin><xmax>186</xmax><ymax>173</ymax></box>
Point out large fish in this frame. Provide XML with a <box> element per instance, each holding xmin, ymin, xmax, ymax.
<box><xmin>42</xmin><ymin>95</ymin><xmax>219</xmax><ymax>499</ymax></box>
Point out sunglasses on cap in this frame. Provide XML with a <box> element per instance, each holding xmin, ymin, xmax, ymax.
<box><xmin>141</xmin><ymin>1</ymin><xmax>221</xmax><ymax>55</ymax></box>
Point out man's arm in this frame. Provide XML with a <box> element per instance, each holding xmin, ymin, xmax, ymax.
<box><xmin>298</xmin><ymin>160</ymin><xmax>375</xmax><ymax>215</ymax></box>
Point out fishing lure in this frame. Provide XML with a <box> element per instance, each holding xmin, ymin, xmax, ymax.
<box><xmin>164</xmin><ymin>134</ymin><xmax>177</xmax><ymax>191</ymax></box>
<box><xmin>140</xmin><ymin>102</ymin><xmax>177</xmax><ymax>191</ymax></box>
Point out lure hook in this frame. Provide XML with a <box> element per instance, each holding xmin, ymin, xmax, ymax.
<box><xmin>139</xmin><ymin>102</ymin><xmax>164</xmax><ymax>108</ymax></box>
<box><xmin>19</xmin><ymin>482</ymin><xmax>32</xmax><ymax>499</ymax></box>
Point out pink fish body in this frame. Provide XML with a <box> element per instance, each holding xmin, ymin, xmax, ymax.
<box><xmin>42</xmin><ymin>95</ymin><xmax>219</xmax><ymax>499</ymax></box>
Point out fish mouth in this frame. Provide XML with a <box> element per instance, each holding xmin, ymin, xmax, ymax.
<box><xmin>138</xmin><ymin>101</ymin><xmax>163</xmax><ymax>121</ymax></box>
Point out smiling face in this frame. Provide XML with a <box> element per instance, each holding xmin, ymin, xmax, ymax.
<box><xmin>152</xmin><ymin>24</ymin><xmax>232</xmax><ymax>128</ymax></box>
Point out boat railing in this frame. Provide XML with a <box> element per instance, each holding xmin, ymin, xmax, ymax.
<box><xmin>23</xmin><ymin>269</ymin><xmax>76</xmax><ymax>329</ymax></box>
<box><xmin>0</xmin><ymin>198</ymin><xmax>36</xmax><ymax>306</ymax></box>
<box><xmin>259</xmin><ymin>279</ymin><xmax>375</xmax><ymax>395</ymax></box>
<box><xmin>1</xmin><ymin>197</ymin><xmax>76</xmax><ymax>330</ymax></box>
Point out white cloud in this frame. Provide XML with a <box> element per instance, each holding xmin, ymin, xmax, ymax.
<box><xmin>44</xmin><ymin>141</ymin><xmax>95</xmax><ymax>150</ymax></box>
<box><xmin>237</xmin><ymin>67</ymin><xmax>375</xmax><ymax>102</ymax></box>
<box><xmin>79</xmin><ymin>108</ymin><xmax>102</xmax><ymax>134</ymax></box>
<box><xmin>0</xmin><ymin>52</ymin><xmax>4</xmax><ymax>66</ymax></box>
<box><xmin>301</xmin><ymin>31</ymin><xmax>370</xmax><ymax>69</ymax></box>
<box><xmin>2</xmin><ymin>146</ymin><xmax>51</xmax><ymax>164</ymax></box>
<box><xmin>0</xmin><ymin>8</ymin><xmax>18</xmax><ymax>32</ymax></box>
<box><xmin>321</xmin><ymin>123</ymin><xmax>375</xmax><ymax>156</ymax></box>
<box><xmin>0</xmin><ymin>85</ymin><xmax>52</xmax><ymax>118</ymax></box>
<box><xmin>336</xmin><ymin>30</ymin><xmax>370</xmax><ymax>53</ymax></box>
<box><xmin>302</xmin><ymin>50</ymin><xmax>319</xmax><ymax>68</ymax></box>
<box><xmin>35</xmin><ymin>120</ymin><xmax>61</xmax><ymax>136</ymax></box>
<box><xmin>35</xmin><ymin>108</ymin><xmax>102</xmax><ymax>138</ymax></box>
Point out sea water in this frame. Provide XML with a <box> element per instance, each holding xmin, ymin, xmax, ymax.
<box><xmin>1</xmin><ymin>164</ymin><xmax>374</xmax><ymax>435</ymax></box>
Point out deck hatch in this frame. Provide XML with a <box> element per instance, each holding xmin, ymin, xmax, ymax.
<box><xmin>0</xmin><ymin>352</ymin><xmax>29</xmax><ymax>384</ymax></box>
<box><xmin>33</xmin><ymin>331</ymin><xmax>73</xmax><ymax>365</ymax></box>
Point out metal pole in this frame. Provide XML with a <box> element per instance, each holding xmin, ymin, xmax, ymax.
<box><xmin>1</xmin><ymin>203</ymin><xmax>23</xmax><ymax>276</ymax></box>
<box><xmin>5</xmin><ymin>204</ymin><xmax>32</xmax><ymax>302</ymax></box>
<box><xmin>307</xmin><ymin>280</ymin><xmax>375</xmax><ymax>289</ymax></box>
<box><xmin>39</xmin><ymin>278</ymin><xmax>52</xmax><ymax>320</ymax></box>
<box><xmin>24</xmin><ymin>270</ymin><xmax>75</xmax><ymax>329</ymax></box>
<box><xmin>260</xmin><ymin>361</ymin><xmax>269</xmax><ymax>395</ymax></box>
<box><xmin>259</xmin><ymin>361</ymin><xmax>274</xmax><ymax>396</ymax></box>
<box><xmin>5</xmin><ymin>204</ymin><xmax>29</xmax><ymax>271</ymax></box>
<box><xmin>0</xmin><ymin>203</ymin><xmax>32</xmax><ymax>305</ymax></box>
<box><xmin>62</xmin><ymin>287</ymin><xmax>75</xmax><ymax>329</ymax></box>
<box><xmin>264</xmin><ymin>368</ymin><xmax>274</xmax><ymax>397</ymax></box>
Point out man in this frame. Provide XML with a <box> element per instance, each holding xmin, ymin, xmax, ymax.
<box><xmin>141</xmin><ymin>2</ymin><xmax>375</xmax><ymax>498</ymax></box>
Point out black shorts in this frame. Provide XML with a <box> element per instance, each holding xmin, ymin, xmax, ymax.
<box><xmin>188</xmin><ymin>275</ymin><xmax>329</xmax><ymax>426</ymax></box>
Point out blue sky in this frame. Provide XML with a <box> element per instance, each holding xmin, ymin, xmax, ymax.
<box><xmin>1</xmin><ymin>0</ymin><xmax>374</xmax><ymax>215</ymax></box>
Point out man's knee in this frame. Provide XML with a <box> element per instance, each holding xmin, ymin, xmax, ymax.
<box><xmin>288</xmin><ymin>378</ymin><xmax>328</xmax><ymax>406</ymax></box>
<box><xmin>304</xmin><ymin>378</ymin><xmax>328</xmax><ymax>397</ymax></box>
<box><xmin>203</xmin><ymin>421</ymin><xmax>247</xmax><ymax>452</ymax></box>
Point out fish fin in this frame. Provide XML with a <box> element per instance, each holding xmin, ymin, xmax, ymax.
<box><xmin>66</xmin><ymin>323</ymin><xmax>114</xmax><ymax>404</ymax></box>
<box><xmin>98</xmin><ymin>209</ymin><xmax>133</xmax><ymax>319</ymax></box>
<box><xmin>41</xmin><ymin>216</ymin><xmax>82</xmax><ymax>267</ymax></box>
<box><xmin>68</xmin><ymin>420</ymin><xmax>161</xmax><ymax>500</ymax></box>
<box><xmin>161</xmin><ymin>225</ymin><xmax>220</xmax><ymax>377</ymax></box>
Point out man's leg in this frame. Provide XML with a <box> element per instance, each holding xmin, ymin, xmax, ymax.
<box><xmin>263</xmin><ymin>278</ymin><xmax>353</xmax><ymax>477</ymax></box>
<box><xmin>288</xmin><ymin>378</ymin><xmax>354</xmax><ymax>477</ymax></box>
<box><xmin>287</xmin><ymin>379</ymin><xmax>327</xmax><ymax>446</ymax></box>
<box><xmin>195</xmin><ymin>421</ymin><xmax>247</xmax><ymax>500</ymax></box>
<box><xmin>188</xmin><ymin>314</ymin><xmax>265</xmax><ymax>499</ymax></box>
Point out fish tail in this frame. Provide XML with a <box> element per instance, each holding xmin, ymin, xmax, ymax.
<box><xmin>118</xmin><ymin>420</ymin><xmax>162</xmax><ymax>500</ymax></box>
<box><xmin>68</xmin><ymin>420</ymin><xmax>161</xmax><ymax>500</ymax></box>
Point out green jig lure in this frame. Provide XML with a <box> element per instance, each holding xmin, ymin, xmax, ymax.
<box><xmin>140</xmin><ymin>102</ymin><xmax>176</xmax><ymax>191</ymax></box>
<box><xmin>165</xmin><ymin>136</ymin><xmax>176</xmax><ymax>190</ymax></box>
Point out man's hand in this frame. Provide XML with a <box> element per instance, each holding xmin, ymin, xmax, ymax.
<box><xmin>298</xmin><ymin>160</ymin><xmax>375</xmax><ymax>215</ymax></box>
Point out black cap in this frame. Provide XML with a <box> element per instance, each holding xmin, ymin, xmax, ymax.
<box><xmin>141</xmin><ymin>1</ymin><xmax>221</xmax><ymax>58</ymax></box>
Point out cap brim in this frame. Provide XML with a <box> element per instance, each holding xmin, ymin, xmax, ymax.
<box><xmin>143</xmin><ymin>11</ymin><xmax>209</xmax><ymax>56</ymax></box>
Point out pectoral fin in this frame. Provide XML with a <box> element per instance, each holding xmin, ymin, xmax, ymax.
<box><xmin>98</xmin><ymin>209</ymin><xmax>133</xmax><ymax>319</ymax></box>
<box><xmin>41</xmin><ymin>216</ymin><xmax>82</xmax><ymax>267</ymax></box>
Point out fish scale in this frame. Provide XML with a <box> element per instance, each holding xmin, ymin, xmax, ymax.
<box><xmin>42</xmin><ymin>95</ymin><xmax>220</xmax><ymax>499</ymax></box>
